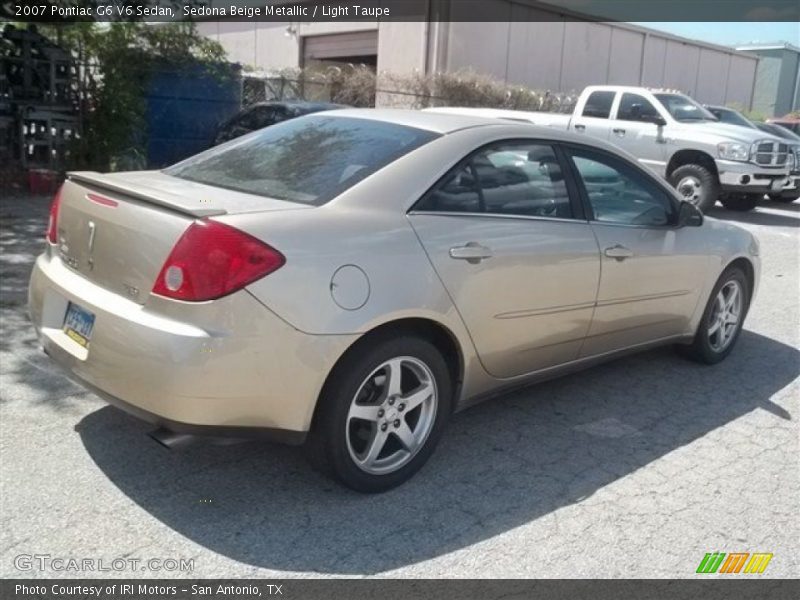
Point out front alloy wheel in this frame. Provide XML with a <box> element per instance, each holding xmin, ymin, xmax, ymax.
<box><xmin>677</xmin><ymin>267</ymin><xmax>749</xmax><ymax>364</ymax></box>
<box><xmin>706</xmin><ymin>280</ymin><xmax>743</xmax><ymax>353</ymax></box>
<box><xmin>306</xmin><ymin>335</ymin><xmax>452</xmax><ymax>493</ymax></box>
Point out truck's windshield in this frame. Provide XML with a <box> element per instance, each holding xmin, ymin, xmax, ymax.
<box><xmin>653</xmin><ymin>94</ymin><xmax>717</xmax><ymax>123</ymax></box>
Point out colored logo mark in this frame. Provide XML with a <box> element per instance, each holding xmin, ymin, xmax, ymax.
<box><xmin>696</xmin><ymin>552</ymin><xmax>773</xmax><ymax>574</ymax></box>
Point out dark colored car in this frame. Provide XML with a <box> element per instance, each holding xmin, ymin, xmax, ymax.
<box><xmin>705</xmin><ymin>105</ymin><xmax>757</xmax><ymax>130</ymax></box>
<box><xmin>768</xmin><ymin>116</ymin><xmax>800</xmax><ymax>136</ymax></box>
<box><xmin>212</xmin><ymin>101</ymin><xmax>346</xmax><ymax>146</ymax></box>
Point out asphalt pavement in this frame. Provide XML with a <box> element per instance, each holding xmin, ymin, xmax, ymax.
<box><xmin>1</xmin><ymin>192</ymin><xmax>797</xmax><ymax>578</ymax></box>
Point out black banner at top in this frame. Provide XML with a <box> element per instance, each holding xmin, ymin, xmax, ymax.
<box><xmin>2</xmin><ymin>0</ymin><xmax>800</xmax><ymax>22</ymax></box>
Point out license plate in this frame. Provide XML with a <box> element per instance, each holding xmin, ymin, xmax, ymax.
<box><xmin>63</xmin><ymin>302</ymin><xmax>95</xmax><ymax>348</ymax></box>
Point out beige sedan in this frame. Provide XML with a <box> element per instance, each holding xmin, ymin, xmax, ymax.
<box><xmin>29</xmin><ymin>110</ymin><xmax>760</xmax><ymax>492</ymax></box>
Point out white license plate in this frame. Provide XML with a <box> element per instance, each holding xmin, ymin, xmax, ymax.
<box><xmin>63</xmin><ymin>302</ymin><xmax>95</xmax><ymax>348</ymax></box>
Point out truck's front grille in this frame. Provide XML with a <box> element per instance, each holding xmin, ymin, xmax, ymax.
<box><xmin>752</xmin><ymin>140</ymin><xmax>790</xmax><ymax>167</ymax></box>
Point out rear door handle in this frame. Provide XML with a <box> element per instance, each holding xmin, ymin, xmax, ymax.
<box><xmin>573</xmin><ymin>123</ymin><xmax>586</xmax><ymax>132</ymax></box>
<box><xmin>450</xmin><ymin>243</ymin><xmax>493</xmax><ymax>263</ymax></box>
<box><xmin>604</xmin><ymin>244</ymin><xmax>634</xmax><ymax>261</ymax></box>
<box><xmin>612</xmin><ymin>127</ymin><xmax>626</xmax><ymax>137</ymax></box>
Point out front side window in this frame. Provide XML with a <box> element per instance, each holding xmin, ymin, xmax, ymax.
<box><xmin>167</xmin><ymin>115</ymin><xmax>439</xmax><ymax>206</ymax></box>
<box><xmin>617</xmin><ymin>93</ymin><xmax>661</xmax><ymax>122</ymax></box>
<box><xmin>582</xmin><ymin>91</ymin><xmax>615</xmax><ymax>119</ymax></box>
<box><xmin>567</xmin><ymin>148</ymin><xmax>675</xmax><ymax>227</ymax></box>
<box><xmin>416</xmin><ymin>142</ymin><xmax>572</xmax><ymax>219</ymax></box>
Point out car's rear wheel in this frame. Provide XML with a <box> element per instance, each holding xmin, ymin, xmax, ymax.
<box><xmin>719</xmin><ymin>193</ymin><xmax>760</xmax><ymax>211</ymax></box>
<box><xmin>677</xmin><ymin>267</ymin><xmax>750</xmax><ymax>364</ymax></box>
<box><xmin>306</xmin><ymin>335</ymin><xmax>452</xmax><ymax>493</ymax></box>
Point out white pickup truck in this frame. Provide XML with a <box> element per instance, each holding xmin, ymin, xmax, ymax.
<box><xmin>430</xmin><ymin>86</ymin><xmax>794</xmax><ymax>212</ymax></box>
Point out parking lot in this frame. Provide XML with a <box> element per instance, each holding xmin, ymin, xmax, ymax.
<box><xmin>0</xmin><ymin>193</ymin><xmax>797</xmax><ymax>578</ymax></box>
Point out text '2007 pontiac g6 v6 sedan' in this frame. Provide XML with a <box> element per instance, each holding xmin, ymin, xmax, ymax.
<box><xmin>29</xmin><ymin>110</ymin><xmax>760</xmax><ymax>492</ymax></box>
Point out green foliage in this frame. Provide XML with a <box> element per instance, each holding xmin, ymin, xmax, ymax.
<box><xmin>725</xmin><ymin>102</ymin><xmax>769</xmax><ymax>123</ymax></box>
<box><xmin>40</xmin><ymin>22</ymin><xmax>226</xmax><ymax>170</ymax></box>
<box><xmin>263</xmin><ymin>66</ymin><xmax>575</xmax><ymax>113</ymax></box>
<box><xmin>382</xmin><ymin>69</ymin><xmax>575</xmax><ymax>112</ymax></box>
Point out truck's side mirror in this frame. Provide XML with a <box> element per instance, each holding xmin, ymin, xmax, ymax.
<box><xmin>651</xmin><ymin>115</ymin><xmax>667</xmax><ymax>127</ymax></box>
<box><xmin>678</xmin><ymin>201</ymin><xmax>704</xmax><ymax>227</ymax></box>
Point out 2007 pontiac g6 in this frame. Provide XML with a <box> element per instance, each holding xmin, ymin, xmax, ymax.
<box><xmin>29</xmin><ymin>110</ymin><xmax>760</xmax><ymax>492</ymax></box>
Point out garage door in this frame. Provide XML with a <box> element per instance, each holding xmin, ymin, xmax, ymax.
<box><xmin>302</xmin><ymin>31</ymin><xmax>379</xmax><ymax>65</ymax></box>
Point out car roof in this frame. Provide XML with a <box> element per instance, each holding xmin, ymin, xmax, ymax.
<box><xmin>321</xmin><ymin>108</ymin><xmax>635</xmax><ymax>154</ymax></box>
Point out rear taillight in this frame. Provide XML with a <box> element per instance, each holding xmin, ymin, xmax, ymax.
<box><xmin>46</xmin><ymin>185</ymin><xmax>64</xmax><ymax>244</ymax></box>
<box><xmin>152</xmin><ymin>220</ymin><xmax>285</xmax><ymax>302</ymax></box>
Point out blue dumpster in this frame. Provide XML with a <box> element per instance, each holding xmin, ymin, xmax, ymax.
<box><xmin>145</xmin><ymin>64</ymin><xmax>241</xmax><ymax>168</ymax></box>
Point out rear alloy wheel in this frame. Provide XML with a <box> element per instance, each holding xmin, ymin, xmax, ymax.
<box><xmin>719</xmin><ymin>193</ymin><xmax>760</xmax><ymax>212</ymax></box>
<box><xmin>669</xmin><ymin>164</ymin><xmax>719</xmax><ymax>212</ymax></box>
<box><xmin>677</xmin><ymin>267</ymin><xmax>749</xmax><ymax>364</ymax></box>
<box><xmin>306</xmin><ymin>335</ymin><xmax>452</xmax><ymax>493</ymax></box>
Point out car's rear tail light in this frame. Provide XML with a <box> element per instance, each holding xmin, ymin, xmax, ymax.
<box><xmin>46</xmin><ymin>185</ymin><xmax>64</xmax><ymax>244</ymax></box>
<box><xmin>152</xmin><ymin>220</ymin><xmax>285</xmax><ymax>302</ymax></box>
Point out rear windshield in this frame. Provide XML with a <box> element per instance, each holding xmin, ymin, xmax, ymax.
<box><xmin>166</xmin><ymin>115</ymin><xmax>439</xmax><ymax>206</ymax></box>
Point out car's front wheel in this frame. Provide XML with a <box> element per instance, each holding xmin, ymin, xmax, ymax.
<box><xmin>306</xmin><ymin>334</ymin><xmax>452</xmax><ymax>493</ymax></box>
<box><xmin>677</xmin><ymin>266</ymin><xmax>750</xmax><ymax>364</ymax></box>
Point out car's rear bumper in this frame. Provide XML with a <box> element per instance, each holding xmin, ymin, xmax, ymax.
<box><xmin>28</xmin><ymin>251</ymin><xmax>358</xmax><ymax>437</ymax></box>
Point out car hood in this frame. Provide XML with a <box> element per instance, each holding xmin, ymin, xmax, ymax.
<box><xmin>677</xmin><ymin>121</ymin><xmax>784</xmax><ymax>145</ymax></box>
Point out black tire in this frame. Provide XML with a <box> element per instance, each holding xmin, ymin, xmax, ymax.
<box><xmin>677</xmin><ymin>267</ymin><xmax>750</xmax><ymax>365</ymax></box>
<box><xmin>669</xmin><ymin>164</ymin><xmax>719</xmax><ymax>213</ymax></box>
<box><xmin>719</xmin><ymin>194</ymin><xmax>760</xmax><ymax>212</ymax></box>
<box><xmin>305</xmin><ymin>334</ymin><xmax>453</xmax><ymax>493</ymax></box>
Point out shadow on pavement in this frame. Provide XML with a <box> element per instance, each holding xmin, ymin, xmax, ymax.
<box><xmin>706</xmin><ymin>204</ymin><xmax>799</xmax><ymax>228</ymax></box>
<box><xmin>76</xmin><ymin>330</ymin><xmax>798</xmax><ymax>574</ymax></box>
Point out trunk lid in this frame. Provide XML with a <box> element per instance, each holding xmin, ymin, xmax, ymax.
<box><xmin>55</xmin><ymin>171</ymin><xmax>308</xmax><ymax>304</ymax></box>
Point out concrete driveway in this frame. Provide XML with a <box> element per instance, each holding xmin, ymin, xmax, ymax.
<box><xmin>1</xmin><ymin>193</ymin><xmax>797</xmax><ymax>578</ymax></box>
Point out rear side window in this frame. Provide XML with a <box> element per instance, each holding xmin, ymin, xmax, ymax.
<box><xmin>167</xmin><ymin>115</ymin><xmax>439</xmax><ymax>206</ymax></box>
<box><xmin>416</xmin><ymin>142</ymin><xmax>572</xmax><ymax>219</ymax></box>
<box><xmin>582</xmin><ymin>91</ymin><xmax>615</xmax><ymax>119</ymax></box>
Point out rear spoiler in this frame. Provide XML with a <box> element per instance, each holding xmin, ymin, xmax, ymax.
<box><xmin>68</xmin><ymin>171</ymin><xmax>228</xmax><ymax>218</ymax></box>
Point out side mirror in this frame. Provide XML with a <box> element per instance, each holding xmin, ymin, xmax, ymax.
<box><xmin>650</xmin><ymin>115</ymin><xmax>667</xmax><ymax>127</ymax></box>
<box><xmin>678</xmin><ymin>201</ymin><xmax>704</xmax><ymax>227</ymax></box>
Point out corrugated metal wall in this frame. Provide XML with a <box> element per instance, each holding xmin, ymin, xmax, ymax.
<box><xmin>440</xmin><ymin>4</ymin><xmax>758</xmax><ymax>108</ymax></box>
<box><xmin>444</xmin><ymin>21</ymin><xmax>757</xmax><ymax>108</ymax></box>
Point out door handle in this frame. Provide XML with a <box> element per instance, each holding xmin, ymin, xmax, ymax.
<box><xmin>574</xmin><ymin>123</ymin><xmax>586</xmax><ymax>132</ymax></box>
<box><xmin>604</xmin><ymin>244</ymin><xmax>634</xmax><ymax>261</ymax></box>
<box><xmin>612</xmin><ymin>128</ymin><xmax>626</xmax><ymax>137</ymax></box>
<box><xmin>450</xmin><ymin>243</ymin><xmax>493</xmax><ymax>263</ymax></box>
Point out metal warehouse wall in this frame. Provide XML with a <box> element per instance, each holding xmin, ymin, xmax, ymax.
<box><xmin>199</xmin><ymin>1</ymin><xmax>759</xmax><ymax>109</ymax></box>
<box><xmin>441</xmin><ymin>9</ymin><xmax>758</xmax><ymax>107</ymax></box>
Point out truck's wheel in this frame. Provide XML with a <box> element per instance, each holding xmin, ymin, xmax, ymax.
<box><xmin>669</xmin><ymin>164</ymin><xmax>719</xmax><ymax>212</ymax></box>
<box><xmin>719</xmin><ymin>194</ymin><xmax>760</xmax><ymax>212</ymax></box>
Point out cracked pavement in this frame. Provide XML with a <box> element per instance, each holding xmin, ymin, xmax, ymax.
<box><xmin>0</xmin><ymin>192</ymin><xmax>797</xmax><ymax>578</ymax></box>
